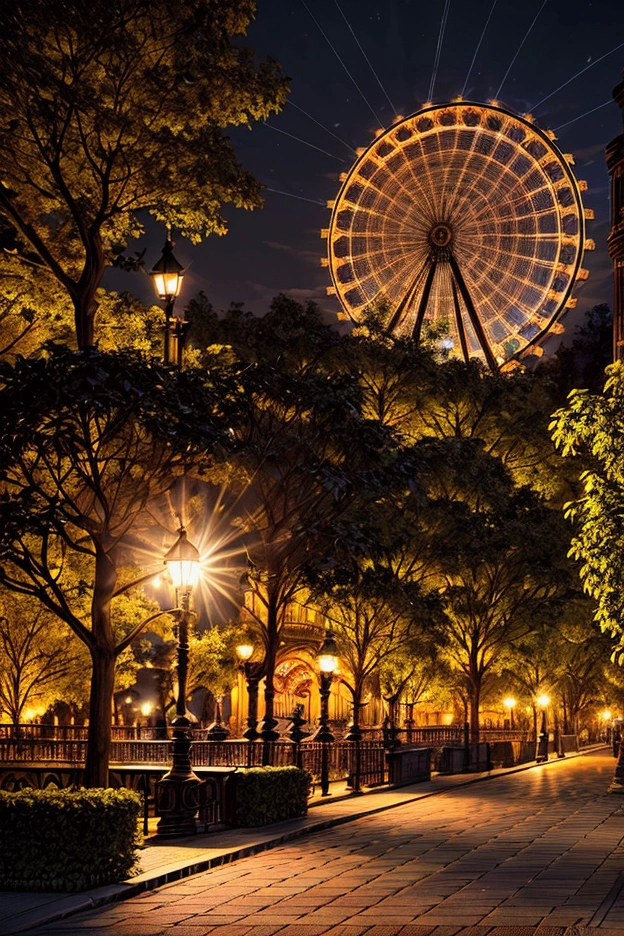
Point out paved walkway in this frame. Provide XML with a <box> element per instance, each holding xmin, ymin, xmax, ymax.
<box><xmin>4</xmin><ymin>747</ymin><xmax>624</xmax><ymax>936</ymax></box>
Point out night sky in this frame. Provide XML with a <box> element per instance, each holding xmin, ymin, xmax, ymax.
<box><xmin>110</xmin><ymin>0</ymin><xmax>624</xmax><ymax>346</ymax></box>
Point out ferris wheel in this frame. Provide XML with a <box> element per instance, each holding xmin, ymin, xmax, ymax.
<box><xmin>325</xmin><ymin>102</ymin><xmax>592</xmax><ymax>369</ymax></box>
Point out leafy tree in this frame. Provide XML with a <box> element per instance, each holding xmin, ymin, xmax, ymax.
<box><xmin>551</xmin><ymin>362</ymin><xmax>624</xmax><ymax>660</ymax></box>
<box><xmin>420</xmin><ymin>437</ymin><xmax>570</xmax><ymax>737</ymax></box>
<box><xmin>0</xmin><ymin>0</ymin><xmax>288</xmax><ymax>347</ymax></box>
<box><xmin>0</xmin><ymin>344</ymin><xmax>239</xmax><ymax>785</ymax></box>
<box><xmin>0</xmin><ymin>588</ymin><xmax>80</xmax><ymax>725</ymax></box>
<box><xmin>189</xmin><ymin>623</ymin><xmax>240</xmax><ymax>703</ymax></box>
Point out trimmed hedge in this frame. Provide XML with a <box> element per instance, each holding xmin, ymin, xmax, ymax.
<box><xmin>234</xmin><ymin>766</ymin><xmax>312</xmax><ymax>827</ymax></box>
<box><xmin>0</xmin><ymin>787</ymin><xmax>142</xmax><ymax>892</ymax></box>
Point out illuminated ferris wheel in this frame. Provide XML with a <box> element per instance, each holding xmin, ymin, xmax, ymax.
<box><xmin>325</xmin><ymin>102</ymin><xmax>593</xmax><ymax>369</ymax></box>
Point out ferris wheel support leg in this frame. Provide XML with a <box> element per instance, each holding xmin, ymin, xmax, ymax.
<box><xmin>387</xmin><ymin>257</ymin><xmax>430</xmax><ymax>333</ymax></box>
<box><xmin>451</xmin><ymin>279</ymin><xmax>470</xmax><ymax>363</ymax></box>
<box><xmin>412</xmin><ymin>258</ymin><xmax>438</xmax><ymax>344</ymax></box>
<box><xmin>448</xmin><ymin>252</ymin><xmax>498</xmax><ymax>372</ymax></box>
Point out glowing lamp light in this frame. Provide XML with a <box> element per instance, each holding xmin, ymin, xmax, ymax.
<box><xmin>164</xmin><ymin>528</ymin><xmax>200</xmax><ymax>591</ymax></box>
<box><xmin>141</xmin><ymin>702</ymin><xmax>153</xmax><ymax>718</ymax></box>
<box><xmin>503</xmin><ymin>697</ymin><xmax>517</xmax><ymax>710</ymax></box>
<box><xmin>317</xmin><ymin>630</ymin><xmax>339</xmax><ymax>674</ymax></box>
<box><xmin>536</xmin><ymin>694</ymin><xmax>550</xmax><ymax>709</ymax></box>
<box><xmin>150</xmin><ymin>240</ymin><xmax>185</xmax><ymax>301</ymax></box>
<box><xmin>236</xmin><ymin>643</ymin><xmax>254</xmax><ymax>662</ymax></box>
<box><xmin>602</xmin><ymin>709</ymin><xmax>613</xmax><ymax>722</ymax></box>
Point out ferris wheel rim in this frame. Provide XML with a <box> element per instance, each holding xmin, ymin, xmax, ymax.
<box><xmin>327</xmin><ymin>100</ymin><xmax>587</xmax><ymax>368</ymax></box>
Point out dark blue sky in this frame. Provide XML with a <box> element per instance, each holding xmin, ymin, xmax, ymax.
<box><xmin>110</xmin><ymin>0</ymin><xmax>624</xmax><ymax>345</ymax></box>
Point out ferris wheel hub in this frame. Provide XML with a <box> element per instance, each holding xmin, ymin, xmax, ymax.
<box><xmin>429</xmin><ymin>222</ymin><xmax>453</xmax><ymax>251</ymax></box>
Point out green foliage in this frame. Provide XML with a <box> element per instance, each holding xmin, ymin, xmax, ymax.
<box><xmin>190</xmin><ymin>623</ymin><xmax>240</xmax><ymax>699</ymax></box>
<box><xmin>551</xmin><ymin>361</ymin><xmax>624</xmax><ymax>659</ymax></box>
<box><xmin>234</xmin><ymin>766</ymin><xmax>312</xmax><ymax>826</ymax></box>
<box><xmin>0</xmin><ymin>787</ymin><xmax>142</xmax><ymax>891</ymax></box>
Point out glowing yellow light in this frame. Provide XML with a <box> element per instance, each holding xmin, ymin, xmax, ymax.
<box><xmin>536</xmin><ymin>694</ymin><xmax>550</xmax><ymax>709</ymax></box>
<box><xmin>503</xmin><ymin>697</ymin><xmax>517</xmax><ymax>710</ymax></box>
<box><xmin>236</xmin><ymin>643</ymin><xmax>254</xmax><ymax>662</ymax></box>
<box><xmin>602</xmin><ymin>709</ymin><xmax>612</xmax><ymax>722</ymax></box>
<box><xmin>140</xmin><ymin>703</ymin><xmax>152</xmax><ymax>717</ymax></box>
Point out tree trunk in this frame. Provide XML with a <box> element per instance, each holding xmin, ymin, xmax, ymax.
<box><xmin>74</xmin><ymin>234</ymin><xmax>105</xmax><ymax>349</ymax></box>
<box><xmin>83</xmin><ymin>644</ymin><xmax>116</xmax><ymax>787</ymax></box>
<box><xmin>469</xmin><ymin>678</ymin><xmax>480</xmax><ymax>743</ymax></box>
<box><xmin>83</xmin><ymin>542</ymin><xmax>117</xmax><ymax>788</ymax></box>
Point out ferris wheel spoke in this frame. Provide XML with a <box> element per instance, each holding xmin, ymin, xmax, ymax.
<box><xmin>448</xmin><ymin>252</ymin><xmax>498</xmax><ymax>372</ymax></box>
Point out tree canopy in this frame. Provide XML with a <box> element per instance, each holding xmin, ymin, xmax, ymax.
<box><xmin>0</xmin><ymin>0</ymin><xmax>288</xmax><ymax>347</ymax></box>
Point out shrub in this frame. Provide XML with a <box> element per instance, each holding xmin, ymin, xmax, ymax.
<box><xmin>234</xmin><ymin>766</ymin><xmax>312</xmax><ymax>827</ymax></box>
<box><xmin>0</xmin><ymin>787</ymin><xmax>142</xmax><ymax>891</ymax></box>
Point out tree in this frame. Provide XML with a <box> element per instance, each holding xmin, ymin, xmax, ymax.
<box><xmin>551</xmin><ymin>361</ymin><xmax>624</xmax><ymax>660</ymax></box>
<box><xmin>0</xmin><ymin>588</ymin><xmax>80</xmax><ymax>725</ymax></box>
<box><xmin>0</xmin><ymin>344</ymin><xmax>240</xmax><ymax>785</ymax></box>
<box><xmin>0</xmin><ymin>0</ymin><xmax>288</xmax><ymax>347</ymax></box>
<box><xmin>418</xmin><ymin>436</ymin><xmax>570</xmax><ymax>737</ymax></box>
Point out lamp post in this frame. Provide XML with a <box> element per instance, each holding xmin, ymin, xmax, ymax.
<box><xmin>536</xmin><ymin>693</ymin><xmax>550</xmax><ymax>763</ymax></box>
<box><xmin>316</xmin><ymin>631</ymin><xmax>338</xmax><ymax>797</ymax></box>
<box><xmin>149</xmin><ymin>239</ymin><xmax>188</xmax><ymax>366</ymax></box>
<box><xmin>503</xmin><ymin>696</ymin><xmax>517</xmax><ymax>730</ymax></box>
<box><xmin>155</xmin><ymin>527</ymin><xmax>202</xmax><ymax>837</ymax></box>
<box><xmin>236</xmin><ymin>643</ymin><xmax>263</xmax><ymax>767</ymax></box>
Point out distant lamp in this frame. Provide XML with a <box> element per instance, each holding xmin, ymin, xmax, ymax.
<box><xmin>503</xmin><ymin>696</ymin><xmax>517</xmax><ymax>729</ymax></box>
<box><xmin>537</xmin><ymin>694</ymin><xmax>550</xmax><ymax>709</ymax></box>
<box><xmin>602</xmin><ymin>709</ymin><xmax>613</xmax><ymax>722</ymax></box>
<box><xmin>316</xmin><ymin>630</ymin><xmax>338</xmax><ymax>796</ymax></box>
<box><xmin>164</xmin><ymin>528</ymin><xmax>200</xmax><ymax>592</ymax></box>
<box><xmin>150</xmin><ymin>240</ymin><xmax>185</xmax><ymax>302</ymax></box>
<box><xmin>317</xmin><ymin>630</ymin><xmax>339</xmax><ymax>675</ymax></box>
<box><xmin>141</xmin><ymin>702</ymin><xmax>153</xmax><ymax>718</ymax></box>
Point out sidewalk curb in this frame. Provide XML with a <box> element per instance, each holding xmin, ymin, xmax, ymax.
<box><xmin>3</xmin><ymin>744</ymin><xmax>608</xmax><ymax>934</ymax></box>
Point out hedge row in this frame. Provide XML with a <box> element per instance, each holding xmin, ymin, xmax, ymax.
<box><xmin>0</xmin><ymin>788</ymin><xmax>142</xmax><ymax>892</ymax></box>
<box><xmin>235</xmin><ymin>766</ymin><xmax>312</xmax><ymax>826</ymax></box>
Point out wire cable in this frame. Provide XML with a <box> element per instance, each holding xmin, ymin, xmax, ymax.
<box><xmin>428</xmin><ymin>0</ymin><xmax>451</xmax><ymax>103</ymax></box>
<box><xmin>300</xmin><ymin>0</ymin><xmax>383</xmax><ymax>126</ymax></box>
<box><xmin>333</xmin><ymin>0</ymin><xmax>399</xmax><ymax>119</ymax></box>
<box><xmin>531</xmin><ymin>39</ymin><xmax>624</xmax><ymax>112</ymax></box>
<box><xmin>262</xmin><ymin>122</ymin><xmax>347</xmax><ymax>163</ymax></box>
<box><xmin>554</xmin><ymin>98</ymin><xmax>614</xmax><ymax>132</ymax></box>
<box><xmin>495</xmin><ymin>0</ymin><xmax>548</xmax><ymax>100</ymax></box>
<box><xmin>462</xmin><ymin>0</ymin><xmax>498</xmax><ymax>99</ymax></box>
<box><xmin>288</xmin><ymin>101</ymin><xmax>357</xmax><ymax>154</ymax></box>
<box><xmin>265</xmin><ymin>187</ymin><xmax>327</xmax><ymax>206</ymax></box>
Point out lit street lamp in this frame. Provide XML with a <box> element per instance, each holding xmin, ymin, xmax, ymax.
<box><xmin>503</xmin><ymin>696</ymin><xmax>517</xmax><ymax>730</ymax></box>
<box><xmin>315</xmin><ymin>631</ymin><xmax>338</xmax><ymax>797</ymax></box>
<box><xmin>536</xmin><ymin>693</ymin><xmax>550</xmax><ymax>763</ymax></box>
<box><xmin>236</xmin><ymin>642</ymin><xmax>264</xmax><ymax>767</ymax></box>
<box><xmin>155</xmin><ymin>527</ymin><xmax>202</xmax><ymax>837</ymax></box>
<box><xmin>149</xmin><ymin>239</ymin><xmax>188</xmax><ymax>366</ymax></box>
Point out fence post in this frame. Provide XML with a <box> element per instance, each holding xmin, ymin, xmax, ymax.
<box><xmin>463</xmin><ymin>721</ymin><xmax>470</xmax><ymax>772</ymax></box>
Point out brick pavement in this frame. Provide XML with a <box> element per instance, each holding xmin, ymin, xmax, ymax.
<box><xmin>11</xmin><ymin>750</ymin><xmax>624</xmax><ymax>936</ymax></box>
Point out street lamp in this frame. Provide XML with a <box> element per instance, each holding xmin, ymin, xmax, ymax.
<box><xmin>536</xmin><ymin>693</ymin><xmax>550</xmax><ymax>763</ymax></box>
<box><xmin>316</xmin><ymin>631</ymin><xmax>338</xmax><ymax>797</ymax></box>
<box><xmin>236</xmin><ymin>642</ymin><xmax>263</xmax><ymax>767</ymax></box>
<box><xmin>503</xmin><ymin>696</ymin><xmax>517</xmax><ymax>730</ymax></box>
<box><xmin>155</xmin><ymin>527</ymin><xmax>202</xmax><ymax>837</ymax></box>
<box><xmin>149</xmin><ymin>239</ymin><xmax>188</xmax><ymax>366</ymax></box>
